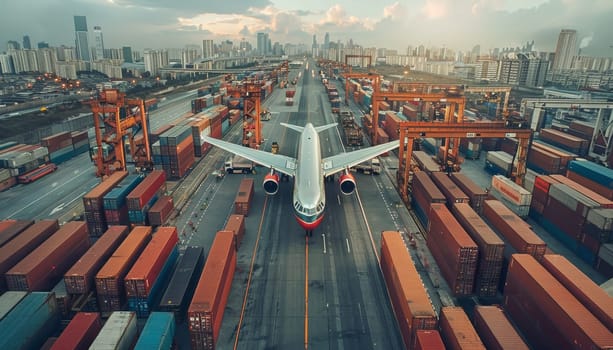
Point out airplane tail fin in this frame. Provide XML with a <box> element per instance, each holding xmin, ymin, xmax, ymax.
<box><xmin>314</xmin><ymin>123</ymin><xmax>338</xmax><ymax>133</ymax></box>
<box><xmin>280</xmin><ymin>123</ymin><xmax>304</xmax><ymax>133</ymax></box>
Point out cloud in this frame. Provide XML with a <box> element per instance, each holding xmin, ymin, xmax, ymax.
<box><xmin>579</xmin><ymin>34</ymin><xmax>593</xmax><ymax>49</ymax></box>
<box><xmin>383</xmin><ymin>2</ymin><xmax>407</xmax><ymax>20</ymax></box>
<box><xmin>422</xmin><ymin>0</ymin><xmax>450</xmax><ymax>19</ymax></box>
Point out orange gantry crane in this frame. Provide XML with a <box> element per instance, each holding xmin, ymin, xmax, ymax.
<box><xmin>242</xmin><ymin>81</ymin><xmax>263</xmax><ymax>148</ymax></box>
<box><xmin>89</xmin><ymin>89</ymin><xmax>152</xmax><ymax>177</ymax></box>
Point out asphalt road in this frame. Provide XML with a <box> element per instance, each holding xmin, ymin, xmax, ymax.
<box><xmin>169</xmin><ymin>59</ymin><xmax>405</xmax><ymax>349</ymax></box>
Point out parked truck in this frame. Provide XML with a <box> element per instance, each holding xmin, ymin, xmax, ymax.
<box><xmin>351</xmin><ymin>158</ymin><xmax>381</xmax><ymax>175</ymax></box>
<box><xmin>224</xmin><ymin>155</ymin><xmax>255</xmax><ymax>174</ymax></box>
<box><xmin>338</xmin><ymin>110</ymin><xmax>364</xmax><ymax>146</ymax></box>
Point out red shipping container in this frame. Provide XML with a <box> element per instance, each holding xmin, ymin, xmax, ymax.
<box><xmin>0</xmin><ymin>220</ymin><xmax>59</xmax><ymax>292</ymax></box>
<box><xmin>126</xmin><ymin>170</ymin><xmax>166</xmax><ymax>211</ymax></box>
<box><xmin>427</xmin><ymin>204</ymin><xmax>478</xmax><ymax>296</ymax></box>
<box><xmin>0</xmin><ymin>219</ymin><xmax>34</xmax><ymax>248</ymax></box>
<box><xmin>380</xmin><ymin>231</ymin><xmax>437</xmax><ymax>349</ymax></box>
<box><xmin>224</xmin><ymin>214</ymin><xmax>245</xmax><ymax>249</ymax></box>
<box><xmin>5</xmin><ymin>221</ymin><xmax>90</xmax><ymax>291</ymax></box>
<box><xmin>450</xmin><ymin>172</ymin><xmax>488</xmax><ymax>214</ymax></box>
<box><xmin>541</xmin><ymin>254</ymin><xmax>613</xmax><ymax>331</ymax></box>
<box><xmin>483</xmin><ymin>200</ymin><xmax>546</xmax><ymax>260</ymax></box>
<box><xmin>452</xmin><ymin>203</ymin><xmax>504</xmax><ymax>297</ymax></box>
<box><xmin>148</xmin><ymin>196</ymin><xmax>174</xmax><ymax>226</ymax></box>
<box><xmin>189</xmin><ymin>231</ymin><xmax>237</xmax><ymax>350</ymax></box>
<box><xmin>430</xmin><ymin>172</ymin><xmax>470</xmax><ymax>206</ymax></box>
<box><xmin>473</xmin><ymin>306</ymin><xmax>529</xmax><ymax>350</ymax></box>
<box><xmin>50</xmin><ymin>312</ymin><xmax>103</xmax><ymax>350</ymax></box>
<box><xmin>95</xmin><ymin>226</ymin><xmax>152</xmax><ymax>297</ymax></box>
<box><xmin>125</xmin><ymin>226</ymin><xmax>178</xmax><ymax>298</ymax></box>
<box><xmin>83</xmin><ymin>171</ymin><xmax>129</xmax><ymax>212</ymax></box>
<box><xmin>415</xmin><ymin>330</ymin><xmax>445</xmax><ymax>350</ymax></box>
<box><xmin>235</xmin><ymin>178</ymin><xmax>254</xmax><ymax>216</ymax></box>
<box><xmin>504</xmin><ymin>254</ymin><xmax>613</xmax><ymax>349</ymax></box>
<box><xmin>64</xmin><ymin>225</ymin><xmax>129</xmax><ymax>295</ymax></box>
<box><xmin>439</xmin><ymin>307</ymin><xmax>485</xmax><ymax>350</ymax></box>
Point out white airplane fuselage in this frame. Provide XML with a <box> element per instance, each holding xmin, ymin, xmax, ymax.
<box><xmin>292</xmin><ymin>123</ymin><xmax>326</xmax><ymax>230</ymax></box>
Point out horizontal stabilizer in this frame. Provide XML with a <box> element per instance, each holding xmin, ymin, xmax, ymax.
<box><xmin>280</xmin><ymin>123</ymin><xmax>304</xmax><ymax>133</ymax></box>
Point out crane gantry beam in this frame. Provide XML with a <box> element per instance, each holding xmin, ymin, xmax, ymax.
<box><xmin>396</xmin><ymin>122</ymin><xmax>532</xmax><ymax>204</ymax></box>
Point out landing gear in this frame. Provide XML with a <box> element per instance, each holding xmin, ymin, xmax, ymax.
<box><xmin>305</xmin><ymin>230</ymin><xmax>313</xmax><ymax>237</ymax></box>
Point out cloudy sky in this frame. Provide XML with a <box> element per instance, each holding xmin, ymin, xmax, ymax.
<box><xmin>1</xmin><ymin>0</ymin><xmax>612</xmax><ymax>56</ymax></box>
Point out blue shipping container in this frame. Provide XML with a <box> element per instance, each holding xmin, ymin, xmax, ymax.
<box><xmin>135</xmin><ymin>312</ymin><xmax>175</xmax><ymax>350</ymax></box>
<box><xmin>0</xmin><ymin>292</ymin><xmax>60</xmax><ymax>350</ymax></box>
<box><xmin>568</xmin><ymin>160</ymin><xmax>613</xmax><ymax>189</ymax></box>
<box><xmin>103</xmin><ymin>174</ymin><xmax>145</xmax><ymax>210</ymax></box>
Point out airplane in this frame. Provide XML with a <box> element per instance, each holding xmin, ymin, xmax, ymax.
<box><xmin>203</xmin><ymin>122</ymin><xmax>399</xmax><ymax>236</ymax></box>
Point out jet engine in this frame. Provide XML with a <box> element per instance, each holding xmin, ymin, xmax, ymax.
<box><xmin>263</xmin><ymin>172</ymin><xmax>280</xmax><ymax>195</ymax></box>
<box><xmin>339</xmin><ymin>172</ymin><xmax>356</xmax><ymax>195</ymax></box>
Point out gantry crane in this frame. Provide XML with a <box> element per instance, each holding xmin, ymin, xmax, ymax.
<box><xmin>242</xmin><ymin>81</ymin><xmax>263</xmax><ymax>148</ymax></box>
<box><xmin>88</xmin><ymin>89</ymin><xmax>152</xmax><ymax>177</ymax></box>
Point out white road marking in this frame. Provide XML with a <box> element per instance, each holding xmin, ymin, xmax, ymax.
<box><xmin>337</xmin><ymin>195</ymin><xmax>341</xmax><ymax>206</ymax></box>
<box><xmin>322</xmin><ymin>233</ymin><xmax>327</xmax><ymax>254</ymax></box>
<box><xmin>346</xmin><ymin>238</ymin><xmax>351</xmax><ymax>253</ymax></box>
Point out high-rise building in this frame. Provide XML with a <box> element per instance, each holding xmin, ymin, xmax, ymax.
<box><xmin>257</xmin><ymin>33</ymin><xmax>268</xmax><ymax>55</ymax></box>
<box><xmin>144</xmin><ymin>49</ymin><xmax>169</xmax><ymax>77</ymax></box>
<box><xmin>202</xmin><ymin>39</ymin><xmax>214</xmax><ymax>59</ymax></box>
<box><xmin>324</xmin><ymin>32</ymin><xmax>330</xmax><ymax>50</ymax></box>
<box><xmin>74</xmin><ymin>15</ymin><xmax>90</xmax><ymax>61</ymax></box>
<box><xmin>552</xmin><ymin>29</ymin><xmax>577</xmax><ymax>71</ymax></box>
<box><xmin>93</xmin><ymin>26</ymin><xmax>105</xmax><ymax>60</ymax></box>
<box><xmin>0</xmin><ymin>54</ymin><xmax>15</xmax><ymax>74</ymax></box>
<box><xmin>22</xmin><ymin>35</ymin><xmax>31</xmax><ymax>50</ymax></box>
<box><xmin>122</xmin><ymin>46</ymin><xmax>133</xmax><ymax>63</ymax></box>
<box><xmin>7</xmin><ymin>41</ymin><xmax>20</xmax><ymax>50</ymax></box>
<box><xmin>37</xmin><ymin>42</ymin><xmax>49</xmax><ymax>49</ymax></box>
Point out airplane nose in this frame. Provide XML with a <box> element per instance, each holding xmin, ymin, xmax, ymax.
<box><xmin>295</xmin><ymin>214</ymin><xmax>324</xmax><ymax>231</ymax></box>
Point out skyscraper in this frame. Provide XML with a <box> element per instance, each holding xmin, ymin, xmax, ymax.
<box><xmin>202</xmin><ymin>39</ymin><xmax>214</xmax><ymax>59</ymax></box>
<box><xmin>552</xmin><ymin>29</ymin><xmax>577</xmax><ymax>71</ymax></box>
<box><xmin>22</xmin><ymin>35</ymin><xmax>31</xmax><ymax>50</ymax></box>
<box><xmin>257</xmin><ymin>33</ymin><xmax>268</xmax><ymax>55</ymax></box>
<box><xmin>74</xmin><ymin>15</ymin><xmax>90</xmax><ymax>61</ymax></box>
<box><xmin>324</xmin><ymin>32</ymin><xmax>330</xmax><ymax>50</ymax></box>
<box><xmin>122</xmin><ymin>46</ymin><xmax>133</xmax><ymax>63</ymax></box>
<box><xmin>93</xmin><ymin>26</ymin><xmax>105</xmax><ymax>60</ymax></box>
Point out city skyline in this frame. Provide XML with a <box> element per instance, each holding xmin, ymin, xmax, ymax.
<box><xmin>1</xmin><ymin>1</ymin><xmax>612</xmax><ymax>57</ymax></box>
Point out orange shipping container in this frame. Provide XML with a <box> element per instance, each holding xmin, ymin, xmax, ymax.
<box><xmin>415</xmin><ymin>330</ymin><xmax>445</xmax><ymax>350</ymax></box>
<box><xmin>124</xmin><ymin>226</ymin><xmax>178</xmax><ymax>298</ymax></box>
<box><xmin>234</xmin><ymin>178</ymin><xmax>254</xmax><ymax>216</ymax></box>
<box><xmin>439</xmin><ymin>307</ymin><xmax>486</xmax><ymax>350</ymax></box>
<box><xmin>472</xmin><ymin>306</ymin><xmax>529</xmax><ymax>350</ymax></box>
<box><xmin>0</xmin><ymin>220</ymin><xmax>59</xmax><ymax>292</ymax></box>
<box><xmin>64</xmin><ymin>225</ymin><xmax>129</xmax><ymax>295</ymax></box>
<box><xmin>83</xmin><ymin>171</ymin><xmax>129</xmax><ymax>212</ymax></box>
<box><xmin>6</xmin><ymin>221</ymin><xmax>90</xmax><ymax>291</ymax></box>
<box><xmin>541</xmin><ymin>254</ymin><xmax>613</xmax><ymax>331</ymax></box>
<box><xmin>223</xmin><ymin>214</ymin><xmax>245</xmax><ymax>249</ymax></box>
<box><xmin>380</xmin><ymin>231</ymin><xmax>437</xmax><ymax>349</ymax></box>
<box><xmin>188</xmin><ymin>230</ymin><xmax>237</xmax><ymax>350</ymax></box>
<box><xmin>95</xmin><ymin>226</ymin><xmax>151</xmax><ymax>311</ymax></box>
<box><xmin>504</xmin><ymin>254</ymin><xmax>613</xmax><ymax>349</ymax></box>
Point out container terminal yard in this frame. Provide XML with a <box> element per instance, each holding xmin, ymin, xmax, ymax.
<box><xmin>0</xmin><ymin>57</ymin><xmax>612</xmax><ymax>349</ymax></box>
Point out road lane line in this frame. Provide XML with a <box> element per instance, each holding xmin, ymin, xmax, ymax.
<box><xmin>345</xmin><ymin>238</ymin><xmax>351</xmax><ymax>253</ymax></box>
<box><xmin>304</xmin><ymin>235</ymin><xmax>309</xmax><ymax>350</ymax></box>
<box><xmin>322</xmin><ymin>233</ymin><xmax>327</xmax><ymax>254</ymax></box>
<box><xmin>233</xmin><ymin>195</ymin><xmax>269</xmax><ymax>350</ymax></box>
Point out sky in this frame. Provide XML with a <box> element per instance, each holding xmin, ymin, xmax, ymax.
<box><xmin>1</xmin><ymin>0</ymin><xmax>613</xmax><ymax>56</ymax></box>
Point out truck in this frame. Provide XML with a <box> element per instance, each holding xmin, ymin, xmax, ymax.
<box><xmin>338</xmin><ymin>110</ymin><xmax>364</xmax><ymax>146</ymax></box>
<box><xmin>271</xmin><ymin>142</ymin><xmax>279</xmax><ymax>154</ymax></box>
<box><xmin>260</xmin><ymin>109</ymin><xmax>271</xmax><ymax>121</ymax></box>
<box><xmin>351</xmin><ymin>158</ymin><xmax>381</xmax><ymax>175</ymax></box>
<box><xmin>225</xmin><ymin>155</ymin><xmax>255</xmax><ymax>174</ymax></box>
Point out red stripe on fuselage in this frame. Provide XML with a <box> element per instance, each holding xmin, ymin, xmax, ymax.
<box><xmin>295</xmin><ymin>213</ymin><xmax>324</xmax><ymax>230</ymax></box>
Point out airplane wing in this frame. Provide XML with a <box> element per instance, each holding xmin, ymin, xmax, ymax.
<box><xmin>203</xmin><ymin>136</ymin><xmax>297</xmax><ymax>177</ymax></box>
<box><xmin>321</xmin><ymin>141</ymin><xmax>399</xmax><ymax>176</ymax></box>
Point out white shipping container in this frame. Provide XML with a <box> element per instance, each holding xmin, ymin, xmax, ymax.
<box><xmin>548</xmin><ymin>183</ymin><xmax>600</xmax><ymax>217</ymax></box>
<box><xmin>486</xmin><ymin>151</ymin><xmax>513</xmax><ymax>173</ymax></box>
<box><xmin>586</xmin><ymin>208</ymin><xmax>613</xmax><ymax>231</ymax></box>
<box><xmin>598</xmin><ymin>244</ymin><xmax>613</xmax><ymax>265</ymax></box>
<box><xmin>0</xmin><ymin>168</ymin><xmax>11</xmax><ymax>182</ymax></box>
<box><xmin>522</xmin><ymin>169</ymin><xmax>539</xmax><ymax>193</ymax></box>
<box><xmin>491</xmin><ymin>175</ymin><xmax>532</xmax><ymax>206</ymax></box>
<box><xmin>90</xmin><ymin>311</ymin><xmax>137</xmax><ymax>350</ymax></box>
<box><xmin>489</xmin><ymin>187</ymin><xmax>530</xmax><ymax>218</ymax></box>
<box><xmin>31</xmin><ymin>146</ymin><xmax>49</xmax><ymax>159</ymax></box>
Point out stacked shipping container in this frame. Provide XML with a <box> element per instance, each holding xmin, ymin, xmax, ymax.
<box><xmin>235</xmin><ymin>178</ymin><xmax>254</xmax><ymax>216</ymax></box>
<box><xmin>51</xmin><ymin>312</ymin><xmax>103</xmax><ymax>350</ymax></box>
<box><xmin>156</xmin><ymin>125</ymin><xmax>195</xmax><ymax>180</ymax></box>
<box><xmin>188</xmin><ymin>231</ymin><xmax>237</xmax><ymax>350</ymax></box>
<box><xmin>411</xmin><ymin>171</ymin><xmax>446</xmax><ymax>229</ymax></box>
<box><xmin>125</xmin><ymin>226</ymin><xmax>179</xmax><ymax>318</ymax></box>
<box><xmin>148</xmin><ymin>195</ymin><xmax>175</xmax><ymax>226</ymax></box>
<box><xmin>89</xmin><ymin>311</ymin><xmax>138</xmax><ymax>350</ymax></box>
<box><xmin>41</xmin><ymin>131</ymin><xmax>75</xmax><ymax>164</ymax></box>
<box><xmin>439</xmin><ymin>307</ymin><xmax>485</xmax><ymax>350</ymax></box>
<box><xmin>83</xmin><ymin>171</ymin><xmax>128</xmax><ymax>237</ymax></box>
<box><xmin>6</xmin><ymin>221</ymin><xmax>89</xmax><ymax>291</ymax></box>
<box><xmin>127</xmin><ymin>170</ymin><xmax>166</xmax><ymax>225</ymax></box>
<box><xmin>427</xmin><ymin>204</ymin><xmax>478</xmax><ymax>296</ymax></box>
<box><xmin>380</xmin><ymin>231</ymin><xmax>437</xmax><ymax>349</ymax></box>
<box><xmin>449</xmin><ymin>172</ymin><xmax>488</xmax><ymax>214</ymax></box>
<box><xmin>103</xmin><ymin>174</ymin><xmax>145</xmax><ymax>225</ymax></box>
<box><xmin>472</xmin><ymin>306</ymin><xmax>529</xmax><ymax>350</ymax></box>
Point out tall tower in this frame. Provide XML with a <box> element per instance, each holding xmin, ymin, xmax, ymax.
<box><xmin>324</xmin><ymin>32</ymin><xmax>330</xmax><ymax>50</ymax></box>
<box><xmin>22</xmin><ymin>35</ymin><xmax>31</xmax><ymax>50</ymax></box>
<box><xmin>93</xmin><ymin>26</ymin><xmax>105</xmax><ymax>60</ymax></box>
<box><xmin>202</xmin><ymin>39</ymin><xmax>214</xmax><ymax>59</ymax></box>
<box><xmin>74</xmin><ymin>15</ymin><xmax>90</xmax><ymax>61</ymax></box>
<box><xmin>257</xmin><ymin>33</ymin><xmax>268</xmax><ymax>55</ymax></box>
<box><xmin>122</xmin><ymin>46</ymin><xmax>133</xmax><ymax>63</ymax></box>
<box><xmin>552</xmin><ymin>29</ymin><xmax>577</xmax><ymax>71</ymax></box>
